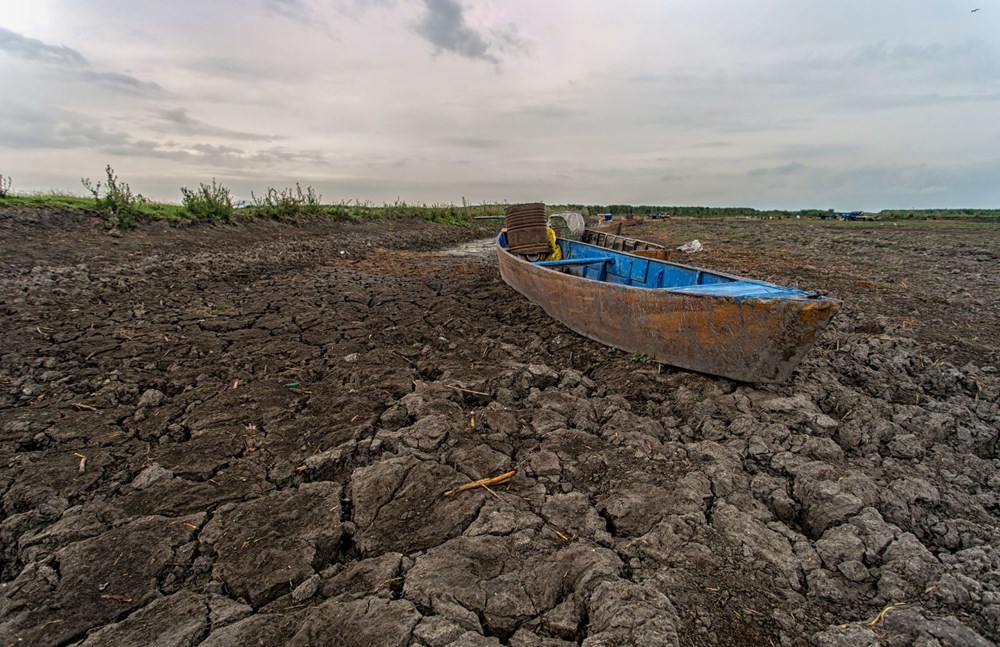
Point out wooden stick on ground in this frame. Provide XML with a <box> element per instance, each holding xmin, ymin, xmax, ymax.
<box><xmin>479</xmin><ymin>484</ymin><xmax>504</xmax><ymax>502</ymax></box>
<box><xmin>391</xmin><ymin>351</ymin><xmax>416</xmax><ymax>366</ymax></box>
<box><xmin>444</xmin><ymin>470</ymin><xmax>515</xmax><ymax>497</ymax></box>
<box><xmin>864</xmin><ymin>602</ymin><xmax>906</xmax><ymax>627</ymax></box>
<box><xmin>445</xmin><ymin>384</ymin><xmax>491</xmax><ymax>397</ymax></box>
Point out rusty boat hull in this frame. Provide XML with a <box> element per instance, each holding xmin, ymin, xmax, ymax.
<box><xmin>497</xmin><ymin>235</ymin><xmax>840</xmax><ymax>383</ymax></box>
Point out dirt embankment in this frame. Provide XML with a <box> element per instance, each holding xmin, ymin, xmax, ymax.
<box><xmin>0</xmin><ymin>209</ymin><xmax>997</xmax><ymax>646</ymax></box>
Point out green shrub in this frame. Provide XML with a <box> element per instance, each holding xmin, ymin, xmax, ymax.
<box><xmin>250</xmin><ymin>183</ymin><xmax>322</xmax><ymax>221</ymax></box>
<box><xmin>297</xmin><ymin>184</ymin><xmax>322</xmax><ymax>215</ymax></box>
<box><xmin>0</xmin><ymin>173</ymin><xmax>12</xmax><ymax>198</ymax></box>
<box><xmin>81</xmin><ymin>165</ymin><xmax>143</xmax><ymax>229</ymax></box>
<box><xmin>181</xmin><ymin>179</ymin><xmax>233</xmax><ymax>222</ymax></box>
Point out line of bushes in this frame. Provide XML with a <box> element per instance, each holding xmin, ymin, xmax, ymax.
<box><xmin>0</xmin><ymin>166</ymin><xmax>507</xmax><ymax>229</ymax></box>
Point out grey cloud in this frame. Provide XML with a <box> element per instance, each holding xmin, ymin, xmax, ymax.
<box><xmin>0</xmin><ymin>103</ymin><xmax>317</xmax><ymax>169</ymax></box>
<box><xmin>747</xmin><ymin>162</ymin><xmax>806</xmax><ymax>177</ymax></box>
<box><xmin>626</xmin><ymin>73</ymin><xmax>671</xmax><ymax>84</ymax></box>
<box><xmin>339</xmin><ymin>0</ymin><xmax>398</xmax><ymax>18</ymax></box>
<box><xmin>640</xmin><ymin>38</ymin><xmax>998</xmax><ymax>116</ymax></box>
<box><xmin>190</xmin><ymin>56</ymin><xmax>311</xmax><ymax>83</ymax></box>
<box><xmin>0</xmin><ymin>25</ymin><xmax>159</xmax><ymax>94</ymax></box>
<box><xmin>0</xmin><ymin>25</ymin><xmax>85</xmax><ymax>65</ymax></box>
<box><xmin>488</xmin><ymin>24</ymin><xmax>527</xmax><ymax>56</ymax></box>
<box><xmin>518</xmin><ymin>104</ymin><xmax>575</xmax><ymax>119</ymax></box>
<box><xmin>799</xmin><ymin>39</ymin><xmax>1000</xmax><ymax>87</ymax></box>
<box><xmin>0</xmin><ymin>106</ymin><xmax>121</xmax><ymax>150</ymax></box>
<box><xmin>104</xmin><ymin>139</ymin><xmax>324</xmax><ymax>168</ymax></box>
<box><xmin>56</xmin><ymin>121</ymin><xmax>131</xmax><ymax>149</ymax></box>
<box><xmin>848</xmin><ymin>91</ymin><xmax>1000</xmax><ymax>110</ymax></box>
<box><xmin>260</xmin><ymin>0</ymin><xmax>337</xmax><ymax>35</ymax></box>
<box><xmin>855</xmin><ymin>41</ymin><xmax>977</xmax><ymax>67</ymax></box>
<box><xmin>444</xmin><ymin>137</ymin><xmax>502</xmax><ymax>149</ymax></box>
<box><xmin>78</xmin><ymin>69</ymin><xmax>161</xmax><ymax>94</ymax></box>
<box><xmin>188</xmin><ymin>143</ymin><xmax>323</xmax><ymax>166</ymax></box>
<box><xmin>156</xmin><ymin>109</ymin><xmax>284</xmax><ymax>142</ymax></box>
<box><xmin>773</xmin><ymin>143</ymin><xmax>859</xmax><ymax>159</ymax></box>
<box><xmin>780</xmin><ymin>39</ymin><xmax>997</xmax><ymax>76</ymax></box>
<box><xmin>191</xmin><ymin>57</ymin><xmax>266</xmax><ymax>81</ymax></box>
<box><xmin>262</xmin><ymin>0</ymin><xmax>308</xmax><ymax>19</ymax></box>
<box><xmin>0</xmin><ymin>116</ymin><xmax>67</xmax><ymax>150</ymax></box>
<box><xmin>416</xmin><ymin>0</ymin><xmax>496</xmax><ymax>63</ymax></box>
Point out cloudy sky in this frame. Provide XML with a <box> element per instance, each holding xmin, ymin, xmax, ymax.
<box><xmin>1</xmin><ymin>0</ymin><xmax>998</xmax><ymax>210</ymax></box>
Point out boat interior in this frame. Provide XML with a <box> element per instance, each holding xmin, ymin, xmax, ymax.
<box><xmin>501</xmin><ymin>233</ymin><xmax>815</xmax><ymax>299</ymax></box>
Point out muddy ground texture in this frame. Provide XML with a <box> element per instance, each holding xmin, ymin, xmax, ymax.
<box><xmin>0</xmin><ymin>209</ymin><xmax>997</xmax><ymax>646</ymax></box>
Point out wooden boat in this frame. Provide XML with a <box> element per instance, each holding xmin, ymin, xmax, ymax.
<box><xmin>497</xmin><ymin>233</ymin><xmax>840</xmax><ymax>383</ymax></box>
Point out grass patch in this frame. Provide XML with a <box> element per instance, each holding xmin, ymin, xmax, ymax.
<box><xmin>1</xmin><ymin>191</ymin><xmax>188</xmax><ymax>220</ymax></box>
<box><xmin>1</xmin><ymin>193</ymin><xmax>96</xmax><ymax>210</ymax></box>
<box><xmin>313</xmin><ymin>201</ymin><xmax>503</xmax><ymax>225</ymax></box>
<box><xmin>137</xmin><ymin>201</ymin><xmax>190</xmax><ymax>221</ymax></box>
<box><xmin>1</xmin><ymin>182</ymin><xmax>507</xmax><ymax>229</ymax></box>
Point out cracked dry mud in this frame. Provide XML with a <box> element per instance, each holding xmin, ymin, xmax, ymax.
<box><xmin>0</xmin><ymin>209</ymin><xmax>998</xmax><ymax>646</ymax></box>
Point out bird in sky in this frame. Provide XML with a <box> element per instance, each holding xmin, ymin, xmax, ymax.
<box><xmin>971</xmin><ymin>7</ymin><xmax>981</xmax><ymax>11</ymax></box>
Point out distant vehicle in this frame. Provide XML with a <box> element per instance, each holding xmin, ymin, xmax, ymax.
<box><xmin>839</xmin><ymin>211</ymin><xmax>875</xmax><ymax>221</ymax></box>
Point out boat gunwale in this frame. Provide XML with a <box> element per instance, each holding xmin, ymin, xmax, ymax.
<box><xmin>497</xmin><ymin>234</ymin><xmax>839</xmax><ymax>305</ymax></box>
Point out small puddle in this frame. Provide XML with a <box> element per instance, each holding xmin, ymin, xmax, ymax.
<box><xmin>440</xmin><ymin>237</ymin><xmax>496</xmax><ymax>257</ymax></box>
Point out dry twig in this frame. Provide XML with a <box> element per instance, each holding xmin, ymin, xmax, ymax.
<box><xmin>865</xmin><ymin>602</ymin><xmax>906</xmax><ymax>627</ymax></box>
<box><xmin>391</xmin><ymin>351</ymin><xmax>416</xmax><ymax>366</ymax></box>
<box><xmin>446</xmin><ymin>384</ymin><xmax>490</xmax><ymax>397</ymax></box>
<box><xmin>479</xmin><ymin>484</ymin><xmax>504</xmax><ymax>501</ymax></box>
<box><xmin>444</xmin><ymin>470</ymin><xmax>515</xmax><ymax>497</ymax></box>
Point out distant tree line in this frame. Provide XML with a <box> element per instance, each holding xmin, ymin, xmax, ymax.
<box><xmin>578</xmin><ymin>205</ymin><xmax>999</xmax><ymax>221</ymax></box>
<box><xmin>877</xmin><ymin>208</ymin><xmax>1000</xmax><ymax>221</ymax></box>
<box><xmin>584</xmin><ymin>205</ymin><xmax>836</xmax><ymax>219</ymax></box>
